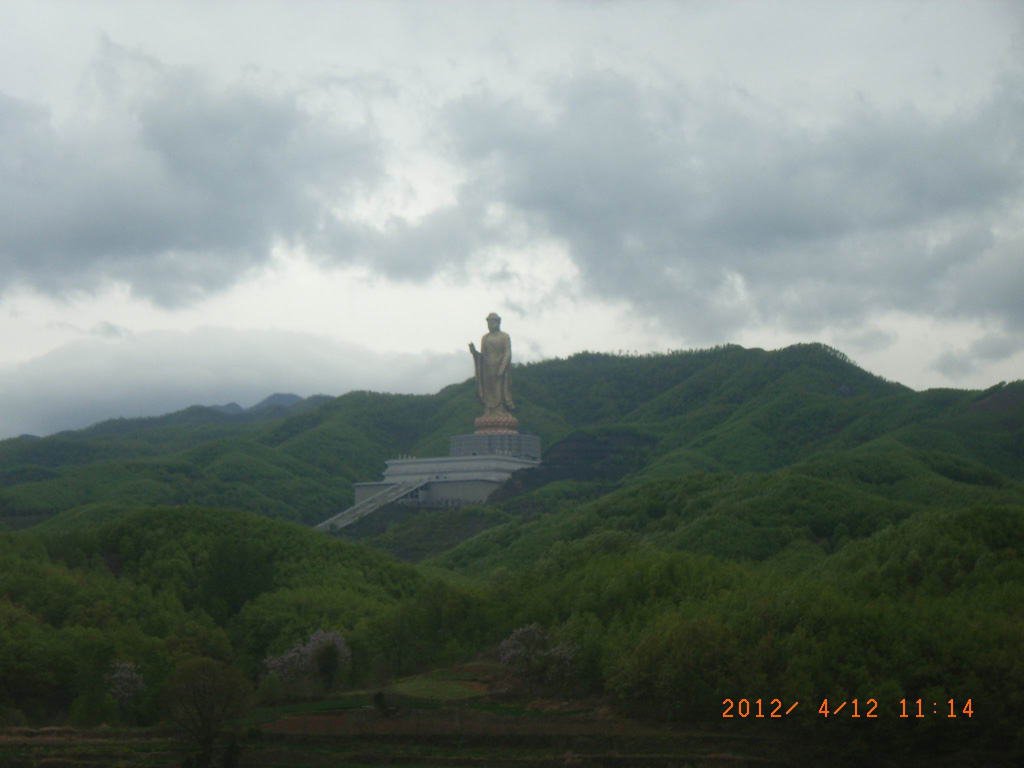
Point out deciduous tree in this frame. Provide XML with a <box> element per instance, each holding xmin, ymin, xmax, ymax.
<box><xmin>163</xmin><ymin>658</ymin><xmax>250</xmax><ymax>768</ymax></box>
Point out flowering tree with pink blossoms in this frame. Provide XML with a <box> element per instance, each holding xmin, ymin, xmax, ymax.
<box><xmin>106</xmin><ymin>661</ymin><xmax>145</xmax><ymax>722</ymax></box>
<box><xmin>263</xmin><ymin>629</ymin><xmax>351</xmax><ymax>694</ymax></box>
<box><xmin>499</xmin><ymin>624</ymin><xmax>579</xmax><ymax>695</ymax></box>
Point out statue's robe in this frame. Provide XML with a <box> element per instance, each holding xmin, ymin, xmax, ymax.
<box><xmin>475</xmin><ymin>330</ymin><xmax>514</xmax><ymax>415</ymax></box>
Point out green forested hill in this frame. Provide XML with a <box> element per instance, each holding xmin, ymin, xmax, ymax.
<box><xmin>2</xmin><ymin>343</ymin><xmax>1023</xmax><ymax>757</ymax></box>
<box><xmin>0</xmin><ymin>505</ymin><xmax>436</xmax><ymax>724</ymax></box>
<box><xmin>0</xmin><ymin>343</ymin><xmax>1020</xmax><ymax>533</ymax></box>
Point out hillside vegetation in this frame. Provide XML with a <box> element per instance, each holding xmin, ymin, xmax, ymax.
<box><xmin>2</xmin><ymin>343</ymin><xmax>1019</xmax><ymax>533</ymax></box>
<box><xmin>1</xmin><ymin>343</ymin><xmax>1022</xmax><ymax>760</ymax></box>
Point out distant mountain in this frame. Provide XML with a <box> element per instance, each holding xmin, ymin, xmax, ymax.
<box><xmin>0</xmin><ymin>343</ymin><xmax>1019</xmax><ymax>538</ymax></box>
<box><xmin>248</xmin><ymin>393</ymin><xmax>304</xmax><ymax>411</ymax></box>
<box><xmin>210</xmin><ymin>402</ymin><xmax>245</xmax><ymax>415</ymax></box>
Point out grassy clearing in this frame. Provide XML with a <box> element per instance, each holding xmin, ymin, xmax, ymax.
<box><xmin>422</xmin><ymin>662</ymin><xmax>502</xmax><ymax>680</ymax></box>
<box><xmin>392</xmin><ymin>677</ymin><xmax>486</xmax><ymax>701</ymax></box>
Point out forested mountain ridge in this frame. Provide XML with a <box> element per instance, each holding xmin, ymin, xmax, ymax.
<box><xmin>0</xmin><ymin>342</ymin><xmax>1020</xmax><ymax>532</ymax></box>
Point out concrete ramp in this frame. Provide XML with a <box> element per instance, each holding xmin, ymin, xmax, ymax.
<box><xmin>315</xmin><ymin>479</ymin><xmax>428</xmax><ymax>532</ymax></box>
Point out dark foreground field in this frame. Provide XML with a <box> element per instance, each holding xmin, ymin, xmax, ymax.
<box><xmin>0</xmin><ymin>719</ymin><xmax>819</xmax><ymax>768</ymax></box>
<box><xmin>0</xmin><ymin>668</ymin><xmax>1012</xmax><ymax>768</ymax></box>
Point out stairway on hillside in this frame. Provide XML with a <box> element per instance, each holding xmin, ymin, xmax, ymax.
<box><xmin>315</xmin><ymin>479</ymin><xmax>428</xmax><ymax>532</ymax></box>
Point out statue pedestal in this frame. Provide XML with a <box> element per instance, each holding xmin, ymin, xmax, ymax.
<box><xmin>474</xmin><ymin>414</ymin><xmax>519</xmax><ymax>434</ymax></box>
<box><xmin>450</xmin><ymin>432</ymin><xmax>540</xmax><ymax>460</ymax></box>
<box><xmin>327</xmin><ymin>427</ymin><xmax>541</xmax><ymax>529</ymax></box>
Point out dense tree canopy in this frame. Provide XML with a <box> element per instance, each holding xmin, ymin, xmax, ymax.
<box><xmin>0</xmin><ymin>346</ymin><xmax>1021</xmax><ymax>757</ymax></box>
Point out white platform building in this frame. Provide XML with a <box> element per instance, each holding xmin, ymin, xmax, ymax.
<box><xmin>315</xmin><ymin>432</ymin><xmax>541</xmax><ymax>532</ymax></box>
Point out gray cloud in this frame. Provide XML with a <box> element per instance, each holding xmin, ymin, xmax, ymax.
<box><xmin>90</xmin><ymin>321</ymin><xmax>130</xmax><ymax>338</ymax></box>
<box><xmin>45</xmin><ymin>320</ymin><xmax>129</xmax><ymax>338</ymax></box>
<box><xmin>835</xmin><ymin>328</ymin><xmax>898</xmax><ymax>354</ymax></box>
<box><xmin>317</xmin><ymin>173</ymin><xmax>518</xmax><ymax>283</ymax></box>
<box><xmin>942</xmin><ymin>232</ymin><xmax>1024</xmax><ymax>331</ymax></box>
<box><xmin>412</xmin><ymin>70</ymin><xmax>1024</xmax><ymax>342</ymax></box>
<box><xmin>5</xmin><ymin>35</ymin><xmax>1021</xmax><ymax>354</ymax></box>
<box><xmin>0</xmin><ymin>327</ymin><xmax>466</xmax><ymax>439</ymax></box>
<box><xmin>0</xmin><ymin>38</ymin><xmax>382</xmax><ymax>305</ymax></box>
<box><xmin>933</xmin><ymin>333</ymin><xmax>1022</xmax><ymax>380</ymax></box>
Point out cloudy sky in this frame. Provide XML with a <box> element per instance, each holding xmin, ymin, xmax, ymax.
<box><xmin>1</xmin><ymin>1</ymin><xmax>1022</xmax><ymax>439</ymax></box>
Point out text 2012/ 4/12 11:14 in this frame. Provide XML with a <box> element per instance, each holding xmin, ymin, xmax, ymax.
<box><xmin>722</xmin><ymin>698</ymin><xmax>973</xmax><ymax>719</ymax></box>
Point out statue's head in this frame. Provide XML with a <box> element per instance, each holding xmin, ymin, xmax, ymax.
<box><xmin>486</xmin><ymin>312</ymin><xmax>501</xmax><ymax>331</ymax></box>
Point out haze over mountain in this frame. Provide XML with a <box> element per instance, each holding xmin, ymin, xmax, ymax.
<box><xmin>0</xmin><ymin>328</ymin><xmax>467</xmax><ymax>440</ymax></box>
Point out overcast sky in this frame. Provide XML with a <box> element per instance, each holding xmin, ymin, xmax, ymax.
<box><xmin>1</xmin><ymin>1</ymin><xmax>1022</xmax><ymax>439</ymax></box>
